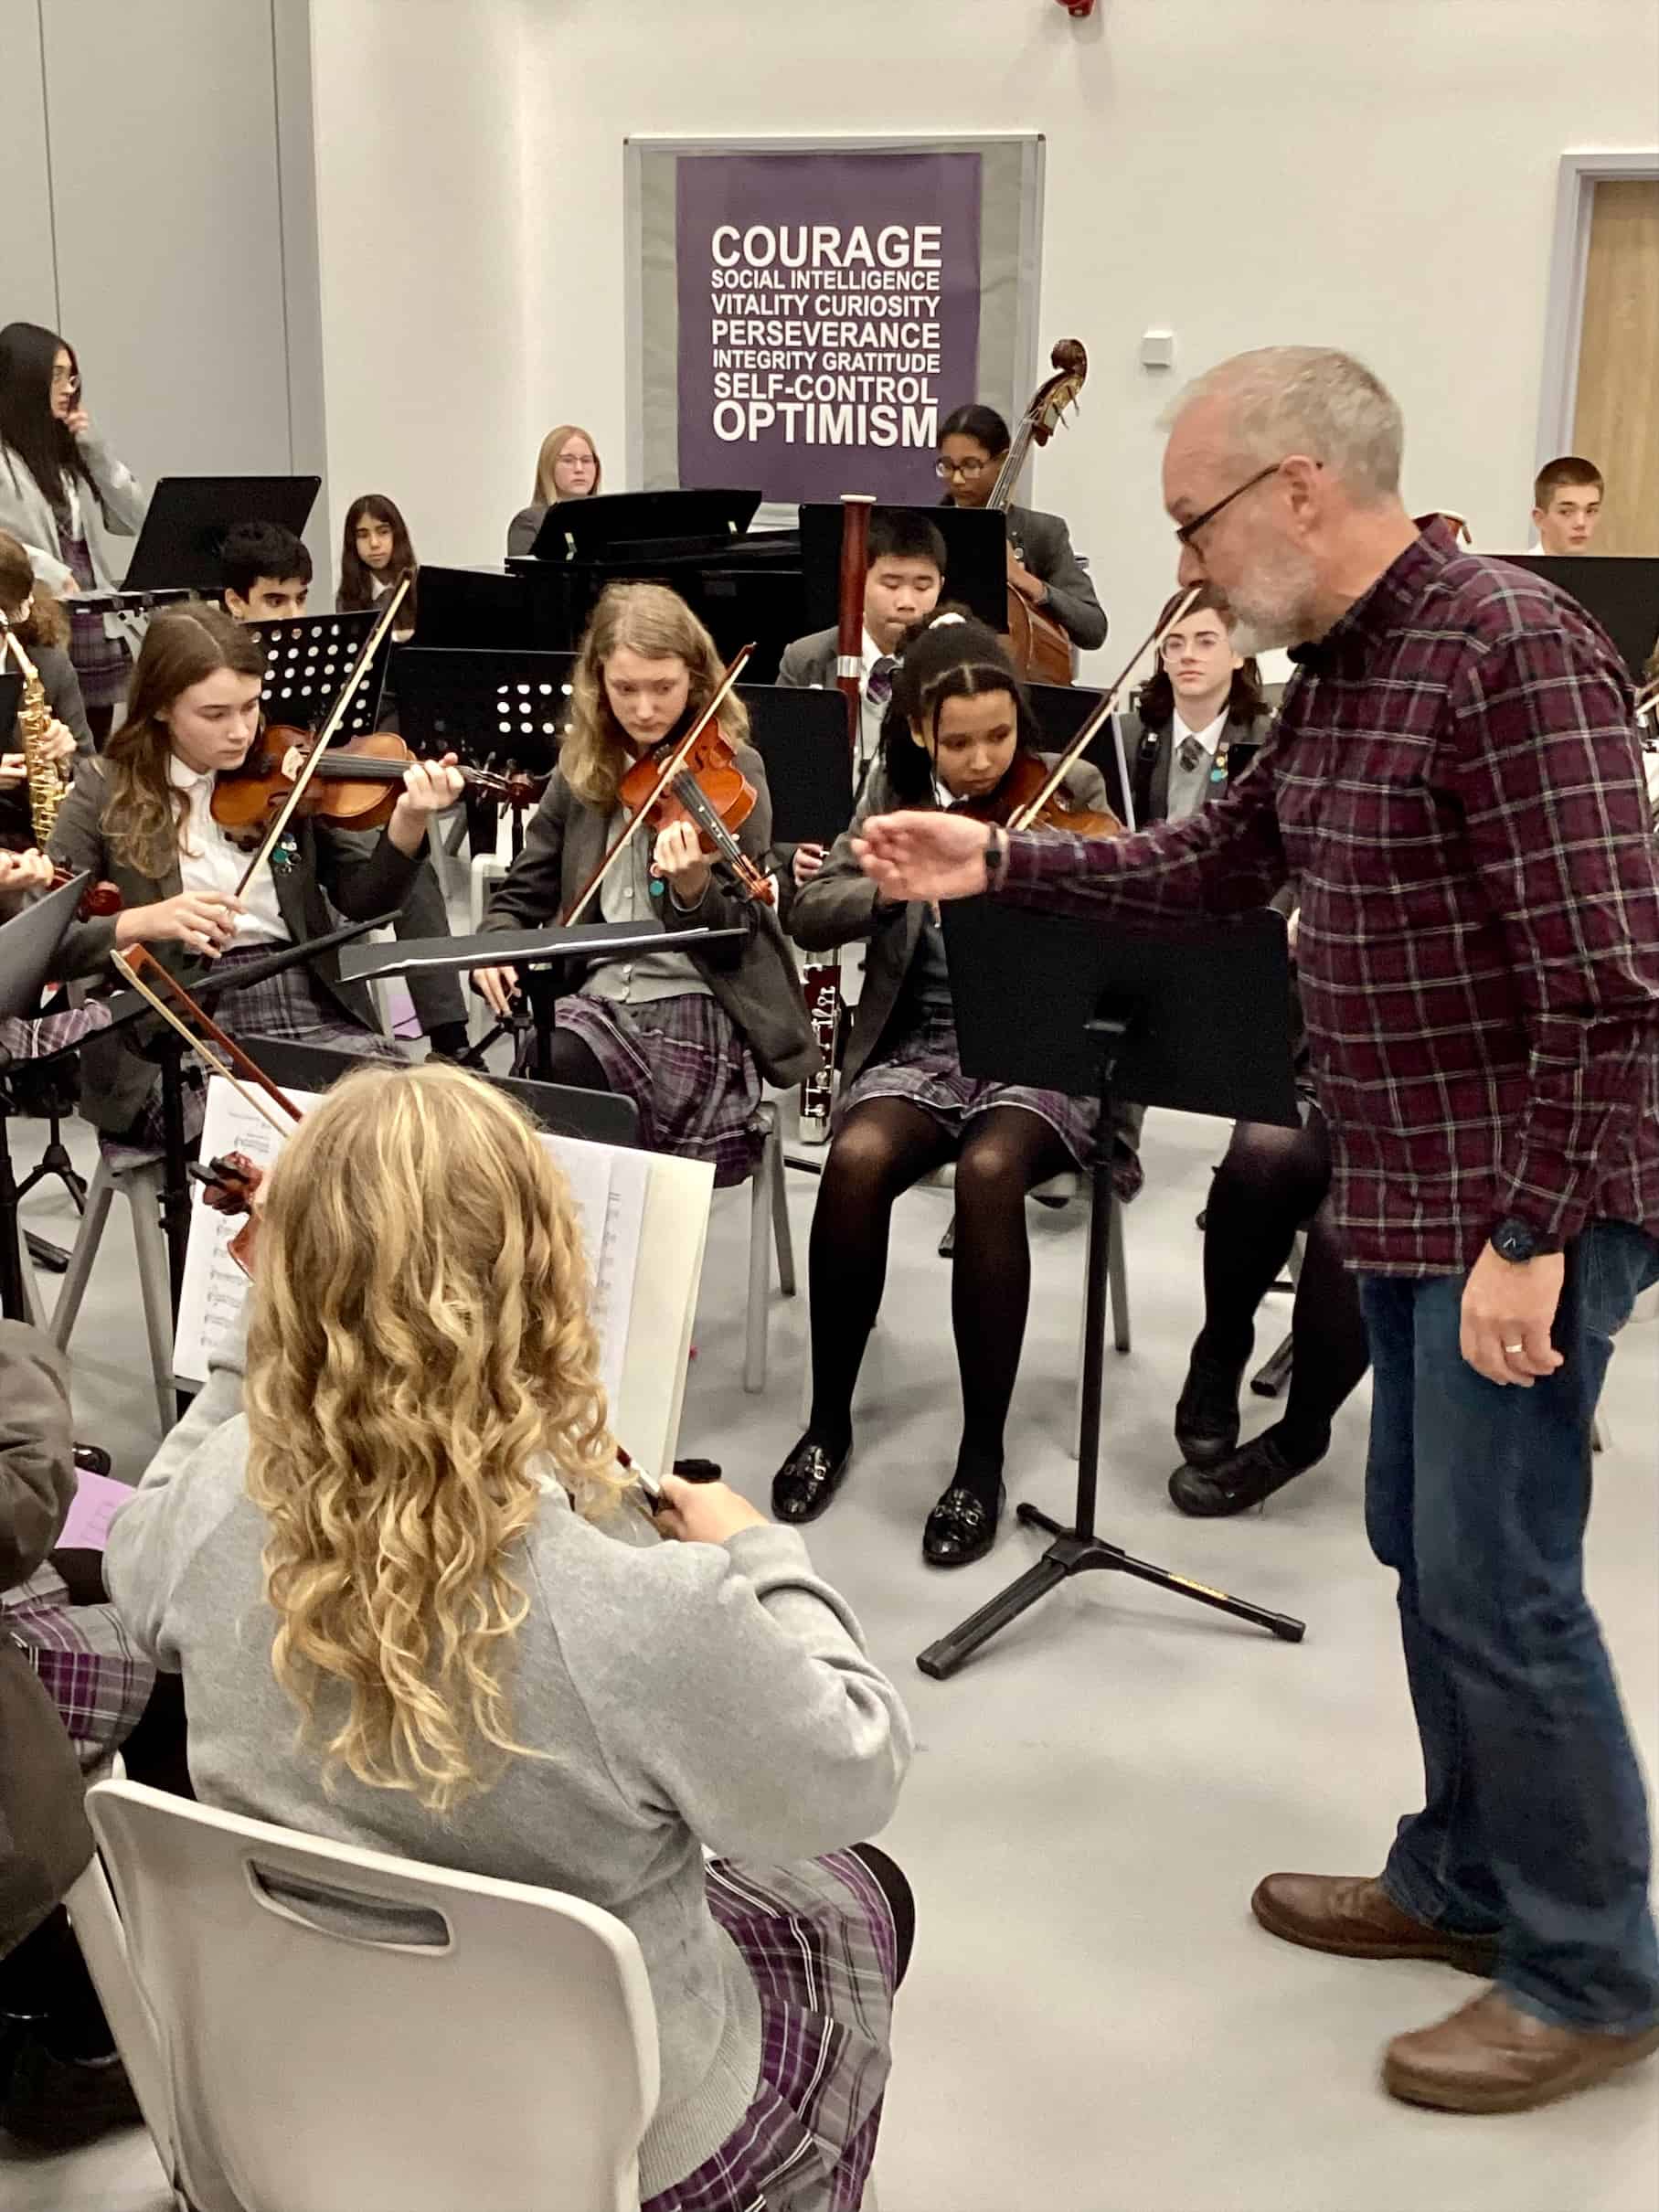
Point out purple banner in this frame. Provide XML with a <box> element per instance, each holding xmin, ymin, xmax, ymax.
<box><xmin>675</xmin><ymin>150</ymin><xmax>983</xmax><ymax>505</ymax></box>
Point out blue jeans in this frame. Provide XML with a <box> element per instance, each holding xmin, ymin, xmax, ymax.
<box><xmin>1361</xmin><ymin>1219</ymin><xmax>1659</xmax><ymax>2032</ymax></box>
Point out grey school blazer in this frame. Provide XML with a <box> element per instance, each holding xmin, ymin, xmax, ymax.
<box><xmin>790</xmin><ymin>751</ymin><xmax>1108</xmax><ymax>1090</ymax></box>
<box><xmin>775</xmin><ymin>626</ymin><xmax>839</xmax><ymax>690</ymax></box>
<box><xmin>479</xmin><ymin>750</ymin><xmax>819</xmax><ymax>1088</ymax></box>
<box><xmin>47</xmin><ymin>757</ymin><xmax>424</xmax><ymax>1134</ymax></box>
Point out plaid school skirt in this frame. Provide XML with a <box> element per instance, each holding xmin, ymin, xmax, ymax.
<box><xmin>529</xmin><ymin>990</ymin><xmax>765</xmax><ymax>1189</ymax></box>
<box><xmin>840</xmin><ymin>1006</ymin><xmax>1144</xmax><ymax>1205</ymax></box>
<box><xmin>59</xmin><ymin>526</ymin><xmax>133</xmax><ymax>713</ymax></box>
<box><xmin>1</xmin><ymin>1564</ymin><xmax>154</xmax><ymax>1774</ymax></box>
<box><xmin>115</xmin><ymin>943</ymin><xmax>400</xmax><ymax>1161</ymax></box>
<box><xmin>644</xmin><ymin>1851</ymin><xmax>897</xmax><ymax>2212</ymax></box>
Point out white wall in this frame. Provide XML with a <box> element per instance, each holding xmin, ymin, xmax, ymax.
<box><xmin>305</xmin><ymin>0</ymin><xmax>534</xmax><ymax>575</ymax></box>
<box><xmin>296</xmin><ymin>0</ymin><xmax>1656</xmax><ymax>655</ymax></box>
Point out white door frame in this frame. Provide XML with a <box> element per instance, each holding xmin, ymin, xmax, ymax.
<box><xmin>1537</xmin><ymin>150</ymin><xmax>1659</xmax><ymax>467</ymax></box>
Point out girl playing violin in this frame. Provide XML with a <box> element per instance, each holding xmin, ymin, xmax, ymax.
<box><xmin>474</xmin><ymin>582</ymin><xmax>815</xmax><ymax>1186</ymax></box>
<box><xmin>774</xmin><ymin>612</ymin><xmax>1137</xmax><ymax>1567</ymax></box>
<box><xmin>47</xmin><ymin>601</ymin><xmax>463</xmax><ymax>1148</ymax></box>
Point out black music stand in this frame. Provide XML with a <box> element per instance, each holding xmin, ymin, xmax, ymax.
<box><xmin>916</xmin><ymin>899</ymin><xmax>1308</xmax><ymax>1681</ymax></box>
<box><xmin>0</xmin><ymin>875</ymin><xmax>90</xmax><ymax>1319</ymax></box>
<box><xmin>339</xmin><ymin>920</ymin><xmax>744</xmax><ymax>1079</ymax></box>
<box><xmin>800</xmin><ymin>504</ymin><xmax>1008</xmax><ymax>633</ymax></box>
<box><xmin>396</xmin><ymin>647</ymin><xmax>570</xmax><ymax>861</ymax></box>
<box><xmin>1025</xmin><ymin>683</ymin><xmax>1139</xmax><ymax>828</ymax></box>
<box><xmin>417</xmin><ymin>567</ymin><xmax>540</xmax><ymax>651</ymax></box>
<box><xmin>249</xmin><ymin>610</ymin><xmax>388</xmax><ymax>739</ymax></box>
<box><xmin>525</xmin><ymin>490</ymin><xmax>763</xmax><ymax>565</ymax></box>
<box><xmin>238</xmin><ymin>1037</ymin><xmax>642</xmax><ymax>1150</ymax></box>
<box><xmin>1497</xmin><ymin>554</ymin><xmax>1659</xmax><ymax>683</ymax></box>
<box><xmin>123</xmin><ymin>475</ymin><xmax>321</xmax><ymax>593</ymax></box>
<box><xmin>742</xmin><ymin>688</ymin><xmax>857</xmax><ymax>848</ymax></box>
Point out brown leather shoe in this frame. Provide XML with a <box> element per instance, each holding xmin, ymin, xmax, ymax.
<box><xmin>1251</xmin><ymin>1873</ymin><xmax>1499</xmax><ymax>1976</ymax></box>
<box><xmin>1384</xmin><ymin>1989</ymin><xmax>1659</xmax><ymax>2113</ymax></box>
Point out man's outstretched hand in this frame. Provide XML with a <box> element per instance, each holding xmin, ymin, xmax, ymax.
<box><xmin>855</xmin><ymin>812</ymin><xmax>996</xmax><ymax>905</ymax></box>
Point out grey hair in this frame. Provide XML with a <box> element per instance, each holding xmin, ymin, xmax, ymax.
<box><xmin>1164</xmin><ymin>346</ymin><xmax>1405</xmax><ymax>503</ymax></box>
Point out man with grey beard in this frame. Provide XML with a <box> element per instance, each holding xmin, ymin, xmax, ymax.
<box><xmin>853</xmin><ymin>346</ymin><xmax>1659</xmax><ymax>2116</ymax></box>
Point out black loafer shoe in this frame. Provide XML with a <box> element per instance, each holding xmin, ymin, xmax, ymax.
<box><xmin>771</xmin><ymin>1433</ymin><xmax>852</xmax><ymax>1525</ymax></box>
<box><xmin>1169</xmin><ymin>1432</ymin><xmax>1309</xmax><ymax>1518</ymax></box>
<box><xmin>922</xmin><ymin>1482</ymin><xmax>1005</xmax><ymax>1568</ymax></box>
<box><xmin>1173</xmin><ymin>1343</ymin><xmax>1250</xmax><ymax>1468</ymax></box>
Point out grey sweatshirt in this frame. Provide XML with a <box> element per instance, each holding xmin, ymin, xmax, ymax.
<box><xmin>104</xmin><ymin>1337</ymin><xmax>911</xmax><ymax>2196</ymax></box>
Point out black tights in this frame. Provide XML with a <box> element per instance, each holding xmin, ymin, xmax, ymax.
<box><xmin>1196</xmin><ymin>1110</ymin><xmax>1370</xmax><ymax>1463</ymax></box>
<box><xmin>807</xmin><ymin>1099</ymin><xmax>1070</xmax><ymax>1502</ymax></box>
<box><xmin>522</xmin><ymin>1026</ymin><xmax>611</xmax><ymax>1094</ymax></box>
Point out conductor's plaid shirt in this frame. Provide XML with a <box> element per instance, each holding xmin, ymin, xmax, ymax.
<box><xmin>998</xmin><ymin>523</ymin><xmax>1659</xmax><ymax>1274</ymax></box>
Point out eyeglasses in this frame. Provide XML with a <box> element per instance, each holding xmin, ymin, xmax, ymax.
<box><xmin>935</xmin><ymin>457</ymin><xmax>993</xmax><ymax>481</ymax></box>
<box><xmin>1172</xmin><ymin>463</ymin><xmax>1283</xmax><ymax>548</ymax></box>
<box><xmin>49</xmin><ymin>366</ymin><xmax>78</xmax><ymax>391</ymax></box>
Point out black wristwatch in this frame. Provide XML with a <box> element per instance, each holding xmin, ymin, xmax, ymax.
<box><xmin>1489</xmin><ymin>1214</ymin><xmax>1563</xmax><ymax>1264</ymax></box>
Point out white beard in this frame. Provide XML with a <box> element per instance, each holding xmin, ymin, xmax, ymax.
<box><xmin>1224</xmin><ymin>542</ymin><xmax>1322</xmax><ymax>654</ymax></box>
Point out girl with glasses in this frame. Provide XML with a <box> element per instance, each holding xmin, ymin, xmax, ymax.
<box><xmin>935</xmin><ymin>403</ymin><xmax>1107</xmax><ymax>653</ymax></box>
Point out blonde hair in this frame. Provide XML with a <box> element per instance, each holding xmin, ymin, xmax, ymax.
<box><xmin>561</xmin><ymin>580</ymin><xmax>748</xmax><ymax>810</ymax></box>
<box><xmin>244</xmin><ymin>1064</ymin><xmax>626</xmax><ymax>1812</ymax></box>
<box><xmin>533</xmin><ymin>423</ymin><xmax>601</xmax><ymax>505</ymax></box>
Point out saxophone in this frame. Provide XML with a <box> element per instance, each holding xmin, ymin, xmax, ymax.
<box><xmin>3</xmin><ymin>625</ymin><xmax>65</xmax><ymax>848</ymax></box>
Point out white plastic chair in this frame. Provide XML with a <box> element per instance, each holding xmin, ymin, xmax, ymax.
<box><xmin>80</xmin><ymin>1778</ymin><xmax>660</xmax><ymax>2212</ymax></box>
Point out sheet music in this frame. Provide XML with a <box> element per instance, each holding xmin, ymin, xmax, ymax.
<box><xmin>173</xmin><ymin>1082</ymin><xmax>654</xmax><ymax>1420</ymax></box>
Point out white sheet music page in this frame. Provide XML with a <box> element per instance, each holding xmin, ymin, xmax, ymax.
<box><xmin>173</xmin><ymin>1082</ymin><xmax>652</xmax><ymax>1415</ymax></box>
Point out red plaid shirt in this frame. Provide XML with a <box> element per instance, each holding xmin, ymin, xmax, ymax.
<box><xmin>999</xmin><ymin>524</ymin><xmax>1659</xmax><ymax>1274</ymax></box>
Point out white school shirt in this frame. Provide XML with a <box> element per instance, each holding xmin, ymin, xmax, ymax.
<box><xmin>1164</xmin><ymin>707</ymin><xmax>1228</xmax><ymax>823</ymax></box>
<box><xmin>167</xmin><ymin>755</ymin><xmax>289</xmax><ymax>947</ymax></box>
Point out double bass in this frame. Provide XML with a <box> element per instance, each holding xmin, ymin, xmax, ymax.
<box><xmin>986</xmin><ymin>339</ymin><xmax>1089</xmax><ymax>686</ymax></box>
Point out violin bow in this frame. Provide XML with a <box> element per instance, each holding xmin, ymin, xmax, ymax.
<box><xmin>1005</xmin><ymin>585</ymin><xmax>1201</xmax><ymax>832</ymax></box>
<box><xmin>232</xmin><ymin>574</ymin><xmax>411</xmax><ymax>898</ymax></box>
<box><xmin>112</xmin><ymin>946</ymin><xmax>303</xmax><ymax>1136</ymax></box>
<box><xmin>560</xmin><ymin>643</ymin><xmax>754</xmax><ymax>926</ymax></box>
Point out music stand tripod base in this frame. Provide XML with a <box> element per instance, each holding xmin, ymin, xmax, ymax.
<box><xmin>917</xmin><ymin>905</ymin><xmax>1311</xmax><ymax>1681</ymax></box>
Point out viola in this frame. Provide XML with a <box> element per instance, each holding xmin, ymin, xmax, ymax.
<box><xmin>562</xmin><ymin>643</ymin><xmax>768</xmax><ymax>924</ymax></box>
<box><xmin>210</xmin><ymin>726</ymin><xmax>543</xmax><ymax>851</ymax></box>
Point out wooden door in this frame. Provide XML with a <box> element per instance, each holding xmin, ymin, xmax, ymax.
<box><xmin>1572</xmin><ymin>178</ymin><xmax>1659</xmax><ymax>557</ymax></box>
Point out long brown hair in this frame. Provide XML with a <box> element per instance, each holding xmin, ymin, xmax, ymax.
<box><xmin>245</xmin><ymin>1063</ymin><xmax>625</xmax><ymax>1810</ymax></box>
<box><xmin>337</xmin><ymin>493</ymin><xmax>418</xmax><ymax>622</ymax></box>
<box><xmin>0</xmin><ymin>529</ymin><xmax>69</xmax><ymax>650</ymax></box>
<box><xmin>103</xmin><ymin>603</ymin><xmax>264</xmax><ymax>877</ymax></box>
<box><xmin>533</xmin><ymin>424</ymin><xmax>601</xmax><ymax>505</ymax></box>
<box><xmin>561</xmin><ymin>582</ymin><xmax>747</xmax><ymax>809</ymax></box>
<box><xmin>1132</xmin><ymin>584</ymin><xmax>1266</xmax><ymax>735</ymax></box>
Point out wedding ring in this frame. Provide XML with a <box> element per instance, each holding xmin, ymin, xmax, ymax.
<box><xmin>1503</xmin><ymin>1342</ymin><xmax>1524</xmax><ymax>1353</ymax></box>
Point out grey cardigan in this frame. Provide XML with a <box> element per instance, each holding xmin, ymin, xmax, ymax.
<box><xmin>480</xmin><ymin>753</ymin><xmax>818</xmax><ymax>1087</ymax></box>
<box><xmin>47</xmin><ymin>756</ymin><xmax>424</xmax><ymax>1133</ymax></box>
<box><xmin>506</xmin><ymin>502</ymin><xmax>548</xmax><ymax>558</ymax></box>
<box><xmin>104</xmin><ymin>1326</ymin><xmax>910</xmax><ymax>2198</ymax></box>
<box><xmin>0</xmin><ymin>425</ymin><xmax>150</xmax><ymax>649</ymax></box>
<box><xmin>791</xmin><ymin>751</ymin><xmax>1109</xmax><ymax>1089</ymax></box>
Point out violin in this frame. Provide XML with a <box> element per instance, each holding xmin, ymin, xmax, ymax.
<box><xmin>190</xmin><ymin>1150</ymin><xmax>265</xmax><ymax>1277</ymax></box>
<box><xmin>955</xmin><ymin>753</ymin><xmax>1123</xmax><ymax>840</ymax></box>
<box><xmin>562</xmin><ymin>643</ymin><xmax>770</xmax><ymax>923</ymax></box>
<box><xmin>960</xmin><ymin>585</ymin><xmax>1203</xmax><ymax>842</ymax></box>
<box><xmin>210</xmin><ymin>726</ymin><xmax>541</xmax><ymax>850</ymax></box>
<box><xmin>48</xmin><ymin>865</ymin><xmax>122</xmax><ymax>919</ymax></box>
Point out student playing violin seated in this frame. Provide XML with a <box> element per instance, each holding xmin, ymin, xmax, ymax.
<box><xmin>775</xmin><ymin>612</ymin><xmax>1139</xmax><ymax>1567</ymax></box>
<box><xmin>473</xmin><ymin>582</ymin><xmax>816</xmax><ymax>1186</ymax></box>
<box><xmin>105</xmin><ymin>1064</ymin><xmax>912</xmax><ymax>2212</ymax></box>
<box><xmin>45</xmin><ymin>602</ymin><xmax>463</xmax><ymax>1151</ymax></box>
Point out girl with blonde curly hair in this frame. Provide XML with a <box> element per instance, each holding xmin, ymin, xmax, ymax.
<box><xmin>107</xmin><ymin>1062</ymin><xmax>913</xmax><ymax>2210</ymax></box>
<box><xmin>474</xmin><ymin>581</ymin><xmax>816</xmax><ymax>1186</ymax></box>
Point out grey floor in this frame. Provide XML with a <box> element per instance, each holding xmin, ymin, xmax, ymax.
<box><xmin>4</xmin><ymin>1092</ymin><xmax>1656</xmax><ymax>2212</ymax></box>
